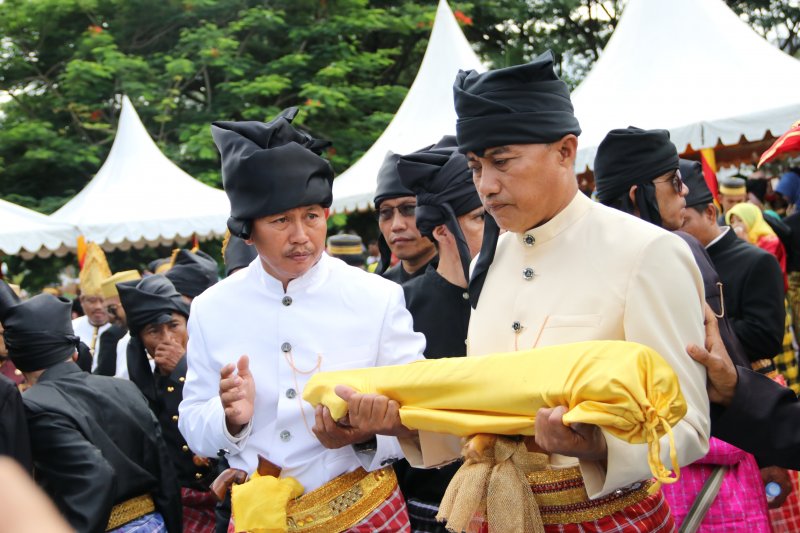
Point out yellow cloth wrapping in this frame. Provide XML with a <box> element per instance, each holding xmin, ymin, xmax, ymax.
<box><xmin>303</xmin><ymin>340</ymin><xmax>688</xmax><ymax>484</ymax></box>
<box><xmin>231</xmin><ymin>472</ymin><xmax>304</xmax><ymax>533</ymax></box>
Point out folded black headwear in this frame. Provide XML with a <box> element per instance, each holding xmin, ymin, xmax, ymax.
<box><xmin>397</xmin><ymin>135</ymin><xmax>481</xmax><ymax>282</ymax></box>
<box><xmin>681</xmin><ymin>159</ymin><xmax>713</xmax><ymax>208</ymax></box>
<box><xmin>594</xmin><ymin>126</ymin><xmax>679</xmax><ymax>204</ymax></box>
<box><xmin>0</xmin><ymin>281</ymin><xmax>21</xmax><ymax>322</ymax></box>
<box><xmin>165</xmin><ymin>249</ymin><xmax>219</xmax><ymax>298</ymax></box>
<box><xmin>222</xmin><ymin>232</ymin><xmax>258</xmax><ymax>277</ymax></box>
<box><xmin>453</xmin><ymin>50</ymin><xmax>581</xmax><ymax>155</ymax></box>
<box><xmin>212</xmin><ymin>107</ymin><xmax>334</xmax><ymax>239</ymax></box>
<box><xmin>118</xmin><ymin>275</ymin><xmax>190</xmax><ymax>337</ymax></box>
<box><xmin>374</xmin><ymin>151</ymin><xmax>415</xmax><ymax>274</ymax></box>
<box><xmin>2</xmin><ymin>289</ymin><xmax>79</xmax><ymax>373</ymax></box>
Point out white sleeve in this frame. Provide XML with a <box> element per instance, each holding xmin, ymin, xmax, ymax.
<box><xmin>581</xmin><ymin>233</ymin><xmax>711</xmax><ymax>498</ymax></box>
<box><xmin>375</xmin><ymin>284</ymin><xmax>426</xmax><ymax>367</ymax></box>
<box><xmin>178</xmin><ymin>302</ymin><xmax>250</xmax><ymax>457</ymax></box>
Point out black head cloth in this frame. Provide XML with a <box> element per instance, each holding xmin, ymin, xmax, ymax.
<box><xmin>681</xmin><ymin>159</ymin><xmax>713</xmax><ymax>208</ymax></box>
<box><xmin>374</xmin><ymin>151</ymin><xmax>415</xmax><ymax>275</ymax></box>
<box><xmin>118</xmin><ymin>275</ymin><xmax>190</xmax><ymax>337</ymax></box>
<box><xmin>594</xmin><ymin>126</ymin><xmax>679</xmax><ymax>203</ymax></box>
<box><xmin>211</xmin><ymin>107</ymin><xmax>334</xmax><ymax>239</ymax></box>
<box><xmin>2</xmin><ymin>288</ymin><xmax>79</xmax><ymax>373</ymax></box>
<box><xmin>453</xmin><ymin>49</ymin><xmax>581</xmax><ymax>156</ymax></box>
<box><xmin>0</xmin><ymin>282</ymin><xmax>21</xmax><ymax>322</ymax></box>
<box><xmin>165</xmin><ymin>249</ymin><xmax>219</xmax><ymax>299</ymax></box>
<box><xmin>397</xmin><ymin>135</ymin><xmax>481</xmax><ymax>282</ymax></box>
<box><xmin>222</xmin><ymin>231</ymin><xmax>258</xmax><ymax>277</ymax></box>
<box><xmin>593</xmin><ymin>126</ymin><xmax>679</xmax><ymax>227</ymax></box>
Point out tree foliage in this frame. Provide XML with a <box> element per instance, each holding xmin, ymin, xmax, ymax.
<box><xmin>1</xmin><ymin>0</ymin><xmax>798</xmax><ymax>290</ymax></box>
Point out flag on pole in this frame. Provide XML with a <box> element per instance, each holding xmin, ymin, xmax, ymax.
<box><xmin>700</xmin><ymin>148</ymin><xmax>719</xmax><ymax>203</ymax></box>
<box><xmin>759</xmin><ymin>120</ymin><xmax>800</xmax><ymax>168</ymax></box>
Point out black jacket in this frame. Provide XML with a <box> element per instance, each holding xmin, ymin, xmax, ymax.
<box><xmin>382</xmin><ymin>256</ymin><xmax>438</xmax><ymax>285</ymax></box>
<box><xmin>0</xmin><ymin>374</ymin><xmax>31</xmax><ymax>471</ymax></box>
<box><xmin>22</xmin><ymin>362</ymin><xmax>181</xmax><ymax>533</ymax></box>
<box><xmin>675</xmin><ymin>231</ymin><xmax>749</xmax><ymax>367</ymax></box>
<box><xmin>127</xmin><ymin>337</ymin><xmax>215</xmax><ymax>490</ymax></box>
<box><xmin>394</xmin><ymin>266</ymin><xmax>465</xmax><ymax>505</ymax></box>
<box><xmin>707</xmin><ymin>227</ymin><xmax>786</xmax><ymax>362</ymax></box>
<box><xmin>713</xmin><ymin>366</ymin><xmax>800</xmax><ymax>469</ymax></box>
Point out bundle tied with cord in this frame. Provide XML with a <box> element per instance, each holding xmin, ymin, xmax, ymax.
<box><xmin>303</xmin><ymin>340</ymin><xmax>688</xmax><ymax>533</ymax></box>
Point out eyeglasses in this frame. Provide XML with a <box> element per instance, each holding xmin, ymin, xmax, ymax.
<box><xmin>653</xmin><ymin>169</ymin><xmax>684</xmax><ymax>195</ymax></box>
<box><xmin>375</xmin><ymin>203</ymin><xmax>416</xmax><ymax>222</ymax></box>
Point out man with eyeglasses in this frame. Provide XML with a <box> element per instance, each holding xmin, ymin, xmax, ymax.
<box><xmin>594</xmin><ymin>130</ymin><xmax>778</xmax><ymax>528</ymax></box>
<box><xmin>373</xmin><ymin>151</ymin><xmax>438</xmax><ymax>283</ymax></box>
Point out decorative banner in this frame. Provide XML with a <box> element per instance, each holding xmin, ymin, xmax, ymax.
<box><xmin>700</xmin><ymin>147</ymin><xmax>720</xmax><ymax>204</ymax></box>
<box><xmin>76</xmin><ymin>235</ymin><xmax>87</xmax><ymax>270</ymax></box>
<box><xmin>759</xmin><ymin>120</ymin><xmax>800</xmax><ymax>168</ymax></box>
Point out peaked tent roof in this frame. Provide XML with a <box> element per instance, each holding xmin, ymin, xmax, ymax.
<box><xmin>331</xmin><ymin>0</ymin><xmax>485</xmax><ymax>213</ymax></box>
<box><xmin>52</xmin><ymin>95</ymin><xmax>229</xmax><ymax>250</ymax></box>
<box><xmin>0</xmin><ymin>198</ymin><xmax>80</xmax><ymax>258</ymax></box>
<box><xmin>571</xmin><ymin>0</ymin><xmax>800</xmax><ymax>172</ymax></box>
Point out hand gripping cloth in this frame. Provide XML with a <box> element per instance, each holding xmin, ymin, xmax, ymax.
<box><xmin>304</xmin><ymin>340</ymin><xmax>687</xmax><ymax>532</ymax></box>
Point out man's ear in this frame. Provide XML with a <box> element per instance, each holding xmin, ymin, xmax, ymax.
<box><xmin>72</xmin><ymin>351</ymin><xmax>78</xmax><ymax>363</ymax></box>
<box><xmin>556</xmin><ymin>134</ymin><xmax>578</xmax><ymax>166</ymax></box>
<box><xmin>705</xmin><ymin>203</ymin><xmax>718</xmax><ymax>223</ymax></box>
<box><xmin>432</xmin><ymin>224</ymin><xmax>449</xmax><ymax>244</ymax></box>
<box><xmin>324</xmin><ymin>207</ymin><xmax>330</xmax><ymax>219</ymax></box>
<box><xmin>628</xmin><ymin>185</ymin><xmax>638</xmax><ymax>205</ymax></box>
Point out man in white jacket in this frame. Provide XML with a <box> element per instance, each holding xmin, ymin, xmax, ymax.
<box><xmin>178</xmin><ymin>108</ymin><xmax>424</xmax><ymax>531</ymax></box>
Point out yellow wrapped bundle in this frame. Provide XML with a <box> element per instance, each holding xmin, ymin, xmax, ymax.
<box><xmin>303</xmin><ymin>340</ymin><xmax>687</xmax><ymax>484</ymax></box>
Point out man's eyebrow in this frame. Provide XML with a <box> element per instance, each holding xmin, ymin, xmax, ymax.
<box><xmin>484</xmin><ymin>146</ymin><xmax>510</xmax><ymax>157</ymax></box>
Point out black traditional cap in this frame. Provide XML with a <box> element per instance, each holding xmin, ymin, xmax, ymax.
<box><xmin>397</xmin><ymin>135</ymin><xmax>481</xmax><ymax>281</ymax></box>
<box><xmin>681</xmin><ymin>159</ymin><xmax>714</xmax><ymax>208</ymax></box>
<box><xmin>118</xmin><ymin>275</ymin><xmax>190</xmax><ymax>336</ymax></box>
<box><xmin>453</xmin><ymin>50</ymin><xmax>581</xmax><ymax>155</ymax></box>
<box><xmin>165</xmin><ymin>249</ymin><xmax>219</xmax><ymax>299</ymax></box>
<box><xmin>0</xmin><ymin>282</ymin><xmax>21</xmax><ymax>322</ymax></box>
<box><xmin>327</xmin><ymin>234</ymin><xmax>366</xmax><ymax>267</ymax></box>
<box><xmin>212</xmin><ymin>107</ymin><xmax>334</xmax><ymax>239</ymax></box>
<box><xmin>374</xmin><ymin>151</ymin><xmax>417</xmax><ymax>274</ymax></box>
<box><xmin>2</xmin><ymin>287</ymin><xmax>79</xmax><ymax>372</ymax></box>
<box><xmin>594</xmin><ymin>126</ymin><xmax>680</xmax><ymax>205</ymax></box>
<box><xmin>373</xmin><ymin>151</ymin><xmax>413</xmax><ymax>208</ymax></box>
<box><xmin>222</xmin><ymin>231</ymin><xmax>258</xmax><ymax>277</ymax></box>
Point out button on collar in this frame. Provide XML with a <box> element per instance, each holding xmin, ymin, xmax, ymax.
<box><xmin>523</xmin><ymin>234</ymin><xmax>535</xmax><ymax>246</ymax></box>
<box><xmin>282</xmin><ymin>296</ymin><xmax>292</xmax><ymax>306</ymax></box>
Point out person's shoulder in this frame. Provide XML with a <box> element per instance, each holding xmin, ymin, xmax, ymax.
<box><xmin>328</xmin><ymin>255</ymin><xmax>400</xmax><ymax>293</ymax></box>
<box><xmin>71</xmin><ymin>314</ymin><xmax>87</xmax><ymax>327</ymax></box>
<box><xmin>588</xmin><ymin>201</ymin><xmax>688</xmax><ymax>251</ymax></box>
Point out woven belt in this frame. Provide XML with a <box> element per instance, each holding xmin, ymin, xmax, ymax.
<box><xmin>106</xmin><ymin>493</ymin><xmax>155</xmax><ymax>531</ymax></box>
<box><xmin>527</xmin><ymin>465</ymin><xmax>653</xmax><ymax>524</ymax></box>
<box><xmin>285</xmin><ymin>467</ymin><xmax>397</xmax><ymax>532</ymax></box>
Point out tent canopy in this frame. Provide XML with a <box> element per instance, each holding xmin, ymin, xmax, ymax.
<box><xmin>0</xmin><ymin>198</ymin><xmax>80</xmax><ymax>259</ymax></box>
<box><xmin>52</xmin><ymin>95</ymin><xmax>229</xmax><ymax>251</ymax></box>
<box><xmin>331</xmin><ymin>0</ymin><xmax>485</xmax><ymax>213</ymax></box>
<box><xmin>571</xmin><ymin>0</ymin><xmax>800</xmax><ymax>172</ymax></box>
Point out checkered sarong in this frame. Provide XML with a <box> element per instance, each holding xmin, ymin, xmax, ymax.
<box><xmin>181</xmin><ymin>487</ymin><xmax>217</xmax><ymax>533</ymax></box>
<box><xmin>474</xmin><ymin>490</ymin><xmax>673</xmax><ymax>533</ymax></box>
<box><xmin>769</xmin><ymin>469</ymin><xmax>800</xmax><ymax>532</ymax></box>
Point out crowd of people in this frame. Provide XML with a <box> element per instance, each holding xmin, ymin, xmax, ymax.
<box><xmin>3</xmin><ymin>49</ymin><xmax>800</xmax><ymax>533</ymax></box>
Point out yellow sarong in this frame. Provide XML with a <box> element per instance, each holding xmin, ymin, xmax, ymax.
<box><xmin>303</xmin><ymin>340</ymin><xmax>687</xmax><ymax>484</ymax></box>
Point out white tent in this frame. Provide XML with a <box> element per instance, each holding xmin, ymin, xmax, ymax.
<box><xmin>571</xmin><ymin>0</ymin><xmax>800</xmax><ymax>172</ymax></box>
<box><xmin>331</xmin><ymin>0</ymin><xmax>485</xmax><ymax>213</ymax></box>
<box><xmin>52</xmin><ymin>95</ymin><xmax>229</xmax><ymax>250</ymax></box>
<box><xmin>0</xmin><ymin>198</ymin><xmax>80</xmax><ymax>259</ymax></box>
